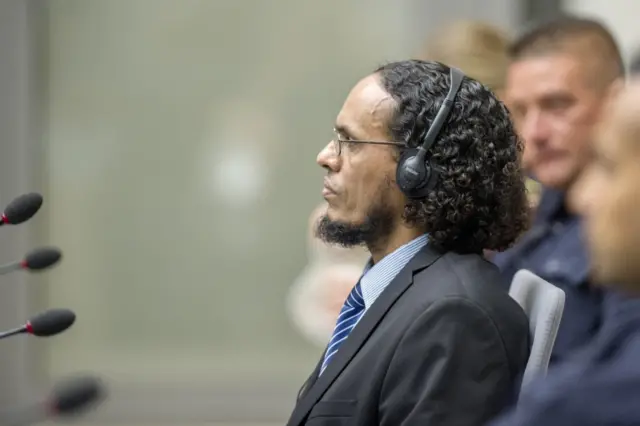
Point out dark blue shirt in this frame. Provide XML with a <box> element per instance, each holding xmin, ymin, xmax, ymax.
<box><xmin>492</xmin><ymin>188</ymin><xmax>603</xmax><ymax>364</ymax></box>
<box><xmin>488</xmin><ymin>292</ymin><xmax>640</xmax><ymax>426</ymax></box>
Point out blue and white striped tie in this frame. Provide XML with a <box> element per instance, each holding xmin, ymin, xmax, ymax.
<box><xmin>320</xmin><ymin>280</ymin><xmax>365</xmax><ymax>375</ymax></box>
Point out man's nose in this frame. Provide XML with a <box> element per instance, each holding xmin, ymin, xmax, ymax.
<box><xmin>521</xmin><ymin>111</ymin><xmax>553</xmax><ymax>146</ymax></box>
<box><xmin>317</xmin><ymin>140</ymin><xmax>340</xmax><ymax>172</ymax></box>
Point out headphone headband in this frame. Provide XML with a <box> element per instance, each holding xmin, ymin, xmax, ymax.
<box><xmin>420</xmin><ymin>67</ymin><xmax>465</xmax><ymax>155</ymax></box>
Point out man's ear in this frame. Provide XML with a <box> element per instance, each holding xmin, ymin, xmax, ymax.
<box><xmin>608</xmin><ymin>77</ymin><xmax>626</xmax><ymax>98</ymax></box>
<box><xmin>606</xmin><ymin>78</ymin><xmax>625</xmax><ymax>105</ymax></box>
<box><xmin>596</xmin><ymin>78</ymin><xmax>625</xmax><ymax>122</ymax></box>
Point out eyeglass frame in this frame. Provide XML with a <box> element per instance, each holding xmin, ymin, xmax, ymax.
<box><xmin>331</xmin><ymin>128</ymin><xmax>407</xmax><ymax>156</ymax></box>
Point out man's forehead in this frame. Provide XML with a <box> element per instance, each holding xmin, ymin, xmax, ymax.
<box><xmin>337</xmin><ymin>74</ymin><xmax>394</xmax><ymax>135</ymax></box>
<box><xmin>506</xmin><ymin>54</ymin><xmax>588</xmax><ymax>96</ymax></box>
<box><xmin>508</xmin><ymin>54</ymin><xmax>579</xmax><ymax>78</ymax></box>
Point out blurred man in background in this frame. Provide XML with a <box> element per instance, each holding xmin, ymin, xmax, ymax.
<box><xmin>492</xmin><ymin>16</ymin><xmax>625</xmax><ymax>363</ymax></box>
<box><xmin>489</xmin><ymin>78</ymin><xmax>640</xmax><ymax>426</ymax></box>
<box><xmin>288</xmin><ymin>60</ymin><xmax>530</xmax><ymax>426</ymax></box>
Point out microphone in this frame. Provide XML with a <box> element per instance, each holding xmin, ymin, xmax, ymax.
<box><xmin>0</xmin><ymin>375</ymin><xmax>106</xmax><ymax>426</ymax></box>
<box><xmin>0</xmin><ymin>308</ymin><xmax>75</xmax><ymax>340</ymax></box>
<box><xmin>0</xmin><ymin>193</ymin><xmax>43</xmax><ymax>226</ymax></box>
<box><xmin>49</xmin><ymin>375</ymin><xmax>105</xmax><ymax>416</ymax></box>
<box><xmin>0</xmin><ymin>247</ymin><xmax>62</xmax><ymax>276</ymax></box>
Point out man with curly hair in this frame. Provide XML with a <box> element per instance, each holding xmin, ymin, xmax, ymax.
<box><xmin>286</xmin><ymin>59</ymin><xmax>530</xmax><ymax>426</ymax></box>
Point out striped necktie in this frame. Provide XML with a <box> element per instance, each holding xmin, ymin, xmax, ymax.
<box><xmin>320</xmin><ymin>280</ymin><xmax>365</xmax><ymax>375</ymax></box>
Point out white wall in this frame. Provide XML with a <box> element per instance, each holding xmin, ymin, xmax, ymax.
<box><xmin>565</xmin><ymin>0</ymin><xmax>640</xmax><ymax>61</ymax></box>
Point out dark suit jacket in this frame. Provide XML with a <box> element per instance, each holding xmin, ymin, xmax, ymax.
<box><xmin>286</xmin><ymin>245</ymin><xmax>530</xmax><ymax>426</ymax></box>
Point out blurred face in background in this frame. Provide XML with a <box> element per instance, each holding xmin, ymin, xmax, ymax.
<box><xmin>570</xmin><ymin>85</ymin><xmax>640</xmax><ymax>291</ymax></box>
<box><xmin>315</xmin><ymin>74</ymin><xmax>405</xmax><ymax>249</ymax></box>
<box><xmin>506</xmin><ymin>54</ymin><xmax>606</xmax><ymax>190</ymax></box>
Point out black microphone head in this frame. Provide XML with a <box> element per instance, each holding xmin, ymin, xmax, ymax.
<box><xmin>49</xmin><ymin>375</ymin><xmax>106</xmax><ymax>416</ymax></box>
<box><xmin>26</xmin><ymin>308</ymin><xmax>76</xmax><ymax>337</ymax></box>
<box><xmin>22</xmin><ymin>247</ymin><xmax>62</xmax><ymax>270</ymax></box>
<box><xmin>2</xmin><ymin>192</ymin><xmax>43</xmax><ymax>225</ymax></box>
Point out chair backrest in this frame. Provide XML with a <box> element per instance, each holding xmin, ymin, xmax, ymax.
<box><xmin>509</xmin><ymin>269</ymin><xmax>566</xmax><ymax>390</ymax></box>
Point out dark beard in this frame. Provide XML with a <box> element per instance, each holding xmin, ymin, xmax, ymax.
<box><xmin>315</xmin><ymin>204</ymin><xmax>395</xmax><ymax>251</ymax></box>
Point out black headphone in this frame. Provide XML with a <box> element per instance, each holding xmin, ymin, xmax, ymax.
<box><xmin>396</xmin><ymin>67</ymin><xmax>465</xmax><ymax>199</ymax></box>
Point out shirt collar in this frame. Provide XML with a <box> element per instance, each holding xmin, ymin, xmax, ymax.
<box><xmin>535</xmin><ymin>187</ymin><xmax>571</xmax><ymax>224</ymax></box>
<box><xmin>360</xmin><ymin>234</ymin><xmax>429</xmax><ymax>309</ymax></box>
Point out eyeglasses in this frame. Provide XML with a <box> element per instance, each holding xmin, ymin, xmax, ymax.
<box><xmin>331</xmin><ymin>128</ymin><xmax>407</xmax><ymax>156</ymax></box>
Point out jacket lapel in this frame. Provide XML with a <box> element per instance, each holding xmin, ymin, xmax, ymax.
<box><xmin>296</xmin><ymin>356</ymin><xmax>323</xmax><ymax>401</ymax></box>
<box><xmin>286</xmin><ymin>244</ymin><xmax>444</xmax><ymax>426</ymax></box>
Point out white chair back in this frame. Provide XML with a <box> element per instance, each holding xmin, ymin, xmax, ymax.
<box><xmin>509</xmin><ymin>269</ymin><xmax>565</xmax><ymax>390</ymax></box>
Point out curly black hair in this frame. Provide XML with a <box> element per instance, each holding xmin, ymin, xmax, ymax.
<box><xmin>375</xmin><ymin>60</ymin><xmax>529</xmax><ymax>253</ymax></box>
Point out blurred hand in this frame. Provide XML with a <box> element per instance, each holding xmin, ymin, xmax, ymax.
<box><xmin>286</xmin><ymin>262</ymin><xmax>364</xmax><ymax>348</ymax></box>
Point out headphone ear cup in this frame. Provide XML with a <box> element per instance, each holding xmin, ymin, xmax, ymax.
<box><xmin>396</xmin><ymin>149</ymin><xmax>430</xmax><ymax>199</ymax></box>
